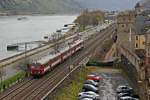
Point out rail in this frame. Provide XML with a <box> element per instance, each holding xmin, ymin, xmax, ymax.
<box><xmin>0</xmin><ymin>34</ymin><xmax>80</xmax><ymax>67</ymax></box>
<box><xmin>0</xmin><ymin>23</ymin><xmax>115</xmax><ymax>100</ymax></box>
<box><xmin>0</xmin><ymin>24</ymin><xmax>109</xmax><ymax>68</ymax></box>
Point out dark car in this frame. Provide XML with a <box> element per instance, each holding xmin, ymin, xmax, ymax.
<box><xmin>82</xmin><ymin>84</ymin><xmax>99</xmax><ymax>93</ymax></box>
<box><xmin>116</xmin><ymin>85</ymin><xmax>133</xmax><ymax>94</ymax></box>
<box><xmin>84</xmin><ymin>80</ymin><xmax>99</xmax><ymax>87</ymax></box>
<box><xmin>117</xmin><ymin>92</ymin><xmax>132</xmax><ymax>99</ymax></box>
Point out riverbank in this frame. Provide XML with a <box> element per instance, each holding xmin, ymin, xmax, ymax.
<box><xmin>0</xmin><ymin>15</ymin><xmax>77</xmax><ymax>85</ymax></box>
<box><xmin>0</xmin><ymin>13</ymin><xmax>78</xmax><ymax>17</ymax></box>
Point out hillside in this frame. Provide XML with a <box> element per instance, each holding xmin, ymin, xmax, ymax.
<box><xmin>74</xmin><ymin>0</ymin><xmax>139</xmax><ymax>11</ymax></box>
<box><xmin>0</xmin><ymin>0</ymin><xmax>82</xmax><ymax>14</ymax></box>
<box><xmin>0</xmin><ymin>0</ymin><xmax>140</xmax><ymax>15</ymax></box>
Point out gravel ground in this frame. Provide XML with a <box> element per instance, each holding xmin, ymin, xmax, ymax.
<box><xmin>98</xmin><ymin>72</ymin><xmax>129</xmax><ymax>100</ymax></box>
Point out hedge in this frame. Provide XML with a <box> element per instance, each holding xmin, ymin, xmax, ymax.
<box><xmin>0</xmin><ymin>71</ymin><xmax>26</xmax><ymax>91</ymax></box>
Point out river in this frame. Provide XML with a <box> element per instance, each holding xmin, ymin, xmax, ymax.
<box><xmin>0</xmin><ymin>15</ymin><xmax>77</xmax><ymax>60</ymax></box>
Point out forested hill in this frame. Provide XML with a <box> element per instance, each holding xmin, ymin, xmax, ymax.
<box><xmin>0</xmin><ymin>0</ymin><xmax>141</xmax><ymax>15</ymax></box>
<box><xmin>0</xmin><ymin>0</ymin><xmax>82</xmax><ymax>14</ymax></box>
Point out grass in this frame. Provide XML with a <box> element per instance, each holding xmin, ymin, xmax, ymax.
<box><xmin>0</xmin><ymin>71</ymin><xmax>26</xmax><ymax>91</ymax></box>
<box><xmin>53</xmin><ymin>67</ymin><xmax>100</xmax><ymax>100</ymax></box>
<box><xmin>79</xmin><ymin>25</ymin><xmax>86</xmax><ymax>32</ymax></box>
<box><xmin>79</xmin><ymin>25</ymin><xmax>93</xmax><ymax>32</ymax></box>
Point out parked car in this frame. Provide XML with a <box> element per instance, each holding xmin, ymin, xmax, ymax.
<box><xmin>86</xmin><ymin>75</ymin><xmax>101</xmax><ymax>82</ymax></box>
<box><xmin>116</xmin><ymin>85</ymin><xmax>133</xmax><ymax>94</ymax></box>
<box><xmin>78</xmin><ymin>94</ymin><xmax>99</xmax><ymax>100</ymax></box>
<box><xmin>84</xmin><ymin>80</ymin><xmax>99</xmax><ymax>87</ymax></box>
<box><xmin>89</xmin><ymin>73</ymin><xmax>99</xmax><ymax>76</ymax></box>
<box><xmin>119</xmin><ymin>96</ymin><xmax>139</xmax><ymax>100</ymax></box>
<box><xmin>82</xmin><ymin>84</ymin><xmax>99</xmax><ymax>93</ymax></box>
<box><xmin>117</xmin><ymin>93</ymin><xmax>132</xmax><ymax>99</ymax></box>
<box><xmin>78</xmin><ymin>91</ymin><xmax>99</xmax><ymax>97</ymax></box>
<box><xmin>79</xmin><ymin>98</ymin><xmax>93</xmax><ymax>100</ymax></box>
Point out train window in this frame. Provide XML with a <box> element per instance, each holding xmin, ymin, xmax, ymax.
<box><xmin>31</xmin><ymin>63</ymin><xmax>40</xmax><ymax>68</ymax></box>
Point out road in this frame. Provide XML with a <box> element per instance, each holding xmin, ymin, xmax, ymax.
<box><xmin>104</xmin><ymin>43</ymin><xmax>116</xmax><ymax>61</ymax></box>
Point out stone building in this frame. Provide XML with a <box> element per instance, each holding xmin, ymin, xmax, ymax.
<box><xmin>116</xmin><ymin>11</ymin><xmax>136</xmax><ymax>50</ymax></box>
<box><xmin>146</xmin><ymin>29</ymin><xmax>150</xmax><ymax>79</ymax></box>
<box><xmin>145</xmin><ymin>29</ymin><xmax>150</xmax><ymax>100</ymax></box>
<box><xmin>135</xmin><ymin>34</ymin><xmax>145</xmax><ymax>50</ymax></box>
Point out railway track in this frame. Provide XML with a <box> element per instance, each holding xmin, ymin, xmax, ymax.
<box><xmin>0</xmin><ymin>25</ymin><xmax>115</xmax><ymax>100</ymax></box>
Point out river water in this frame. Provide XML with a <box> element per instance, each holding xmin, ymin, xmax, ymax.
<box><xmin>0</xmin><ymin>15</ymin><xmax>77</xmax><ymax>60</ymax></box>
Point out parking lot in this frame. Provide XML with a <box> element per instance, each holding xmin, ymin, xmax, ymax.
<box><xmin>99</xmin><ymin>72</ymin><xmax>129</xmax><ymax>100</ymax></box>
<box><xmin>78</xmin><ymin>67</ymin><xmax>133</xmax><ymax>100</ymax></box>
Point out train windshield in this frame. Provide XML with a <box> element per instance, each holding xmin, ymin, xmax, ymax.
<box><xmin>30</xmin><ymin>63</ymin><xmax>40</xmax><ymax>68</ymax></box>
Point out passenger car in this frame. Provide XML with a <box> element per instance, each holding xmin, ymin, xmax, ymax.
<box><xmin>116</xmin><ymin>85</ymin><xmax>133</xmax><ymax>94</ymax></box>
<box><xmin>86</xmin><ymin>75</ymin><xmax>101</xmax><ymax>82</ymax></box>
<box><xmin>119</xmin><ymin>96</ymin><xmax>139</xmax><ymax>100</ymax></box>
<box><xmin>82</xmin><ymin>84</ymin><xmax>99</xmax><ymax>93</ymax></box>
<box><xmin>84</xmin><ymin>80</ymin><xmax>99</xmax><ymax>87</ymax></box>
<box><xmin>78</xmin><ymin>91</ymin><xmax>99</xmax><ymax>97</ymax></box>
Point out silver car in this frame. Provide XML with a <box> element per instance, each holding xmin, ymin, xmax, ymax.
<box><xmin>83</xmin><ymin>84</ymin><xmax>99</xmax><ymax>93</ymax></box>
<box><xmin>84</xmin><ymin>80</ymin><xmax>99</xmax><ymax>87</ymax></box>
<box><xmin>80</xmin><ymin>98</ymin><xmax>93</xmax><ymax>100</ymax></box>
<box><xmin>78</xmin><ymin>94</ymin><xmax>99</xmax><ymax>100</ymax></box>
<box><xmin>78</xmin><ymin>91</ymin><xmax>99</xmax><ymax>97</ymax></box>
<box><xmin>119</xmin><ymin>96</ymin><xmax>139</xmax><ymax>100</ymax></box>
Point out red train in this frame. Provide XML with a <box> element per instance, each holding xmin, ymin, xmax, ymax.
<box><xmin>28</xmin><ymin>39</ymin><xmax>84</xmax><ymax>76</ymax></box>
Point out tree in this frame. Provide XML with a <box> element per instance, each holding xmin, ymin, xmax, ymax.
<box><xmin>74</xmin><ymin>10</ymin><xmax>105</xmax><ymax>27</ymax></box>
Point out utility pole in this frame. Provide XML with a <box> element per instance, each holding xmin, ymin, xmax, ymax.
<box><xmin>68</xmin><ymin>41</ymin><xmax>73</xmax><ymax>71</ymax></box>
<box><xmin>24</xmin><ymin>42</ymin><xmax>29</xmax><ymax>76</ymax></box>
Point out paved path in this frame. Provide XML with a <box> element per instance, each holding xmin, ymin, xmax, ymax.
<box><xmin>104</xmin><ymin>43</ymin><xmax>116</xmax><ymax>61</ymax></box>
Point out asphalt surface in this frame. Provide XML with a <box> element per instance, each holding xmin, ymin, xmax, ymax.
<box><xmin>98</xmin><ymin>70</ymin><xmax>129</xmax><ymax>100</ymax></box>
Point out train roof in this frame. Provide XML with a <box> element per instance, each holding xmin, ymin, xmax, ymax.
<box><xmin>34</xmin><ymin>39</ymin><xmax>83</xmax><ymax>65</ymax></box>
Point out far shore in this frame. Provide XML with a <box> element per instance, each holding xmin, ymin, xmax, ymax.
<box><xmin>0</xmin><ymin>12</ymin><xmax>79</xmax><ymax>17</ymax></box>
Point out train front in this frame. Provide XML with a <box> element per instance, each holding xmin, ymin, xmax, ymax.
<box><xmin>29</xmin><ymin>63</ymin><xmax>44</xmax><ymax>76</ymax></box>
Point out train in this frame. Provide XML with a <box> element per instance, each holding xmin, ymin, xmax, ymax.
<box><xmin>28</xmin><ymin>39</ymin><xmax>84</xmax><ymax>76</ymax></box>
